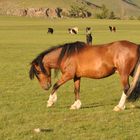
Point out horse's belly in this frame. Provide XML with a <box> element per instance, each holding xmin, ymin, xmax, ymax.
<box><xmin>77</xmin><ymin>64</ymin><xmax>115</xmax><ymax>79</ymax></box>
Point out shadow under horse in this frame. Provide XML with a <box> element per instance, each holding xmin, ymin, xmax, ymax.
<box><xmin>29</xmin><ymin>40</ymin><xmax>140</xmax><ymax>111</ymax></box>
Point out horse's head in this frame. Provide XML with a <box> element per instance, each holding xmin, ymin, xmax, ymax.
<box><xmin>29</xmin><ymin>63</ymin><xmax>52</xmax><ymax>90</ymax></box>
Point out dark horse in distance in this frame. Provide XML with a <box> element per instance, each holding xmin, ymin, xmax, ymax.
<box><xmin>29</xmin><ymin>40</ymin><xmax>140</xmax><ymax>111</ymax></box>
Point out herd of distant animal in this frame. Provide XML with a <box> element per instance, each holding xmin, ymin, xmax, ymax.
<box><xmin>47</xmin><ymin>26</ymin><xmax>117</xmax><ymax>45</ymax></box>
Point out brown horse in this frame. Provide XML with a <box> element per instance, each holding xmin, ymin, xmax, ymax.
<box><xmin>29</xmin><ymin>40</ymin><xmax>140</xmax><ymax>111</ymax></box>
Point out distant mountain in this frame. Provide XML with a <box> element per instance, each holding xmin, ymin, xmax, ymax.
<box><xmin>0</xmin><ymin>0</ymin><xmax>140</xmax><ymax>19</ymax></box>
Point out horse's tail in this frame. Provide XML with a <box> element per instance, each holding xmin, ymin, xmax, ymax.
<box><xmin>127</xmin><ymin>46</ymin><xmax>140</xmax><ymax>102</ymax></box>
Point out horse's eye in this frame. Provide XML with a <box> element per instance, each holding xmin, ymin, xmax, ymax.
<box><xmin>36</xmin><ymin>71</ymin><xmax>40</xmax><ymax>75</ymax></box>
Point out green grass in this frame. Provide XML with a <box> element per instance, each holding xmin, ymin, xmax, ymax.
<box><xmin>0</xmin><ymin>16</ymin><xmax>140</xmax><ymax>140</ymax></box>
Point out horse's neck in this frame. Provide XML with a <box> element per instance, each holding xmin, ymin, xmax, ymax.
<box><xmin>43</xmin><ymin>49</ymin><xmax>61</xmax><ymax>69</ymax></box>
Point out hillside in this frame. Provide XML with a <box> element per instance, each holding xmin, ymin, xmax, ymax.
<box><xmin>88</xmin><ymin>0</ymin><xmax>140</xmax><ymax>18</ymax></box>
<box><xmin>0</xmin><ymin>0</ymin><xmax>140</xmax><ymax>19</ymax></box>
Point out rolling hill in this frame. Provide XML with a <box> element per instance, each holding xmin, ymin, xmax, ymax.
<box><xmin>88</xmin><ymin>0</ymin><xmax>140</xmax><ymax>18</ymax></box>
<box><xmin>0</xmin><ymin>0</ymin><xmax>140</xmax><ymax>19</ymax></box>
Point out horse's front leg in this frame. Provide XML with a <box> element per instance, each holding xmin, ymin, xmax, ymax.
<box><xmin>47</xmin><ymin>73</ymin><xmax>72</xmax><ymax>107</ymax></box>
<box><xmin>70</xmin><ymin>77</ymin><xmax>82</xmax><ymax>110</ymax></box>
<box><xmin>47</xmin><ymin>92</ymin><xmax>57</xmax><ymax>107</ymax></box>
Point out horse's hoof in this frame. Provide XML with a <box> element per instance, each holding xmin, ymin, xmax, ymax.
<box><xmin>34</xmin><ymin>128</ymin><xmax>41</xmax><ymax>133</ymax></box>
<box><xmin>113</xmin><ymin>106</ymin><xmax>121</xmax><ymax>112</ymax></box>
<box><xmin>70</xmin><ymin>100</ymin><xmax>81</xmax><ymax>110</ymax></box>
<box><xmin>70</xmin><ymin>104</ymin><xmax>81</xmax><ymax>110</ymax></box>
<box><xmin>47</xmin><ymin>101</ymin><xmax>54</xmax><ymax>108</ymax></box>
<box><xmin>70</xmin><ymin>106</ymin><xmax>76</xmax><ymax>110</ymax></box>
<box><xmin>113</xmin><ymin>105</ymin><xmax>125</xmax><ymax>112</ymax></box>
<box><xmin>70</xmin><ymin>105</ymin><xmax>78</xmax><ymax>110</ymax></box>
<box><xmin>70</xmin><ymin>106</ymin><xmax>80</xmax><ymax>110</ymax></box>
<box><xmin>47</xmin><ymin>104</ymin><xmax>52</xmax><ymax>108</ymax></box>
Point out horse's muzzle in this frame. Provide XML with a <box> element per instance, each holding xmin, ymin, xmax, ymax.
<box><xmin>42</xmin><ymin>83</ymin><xmax>52</xmax><ymax>90</ymax></box>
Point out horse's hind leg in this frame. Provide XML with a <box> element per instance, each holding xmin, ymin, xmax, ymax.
<box><xmin>70</xmin><ymin>77</ymin><xmax>82</xmax><ymax>110</ymax></box>
<box><xmin>114</xmin><ymin>73</ymin><xmax>130</xmax><ymax>111</ymax></box>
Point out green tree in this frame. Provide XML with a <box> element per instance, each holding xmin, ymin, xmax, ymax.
<box><xmin>109</xmin><ymin>11</ymin><xmax>116</xmax><ymax>19</ymax></box>
<box><xmin>96</xmin><ymin>4</ymin><xmax>109</xmax><ymax>19</ymax></box>
<box><xmin>101</xmin><ymin>4</ymin><xmax>109</xmax><ymax>18</ymax></box>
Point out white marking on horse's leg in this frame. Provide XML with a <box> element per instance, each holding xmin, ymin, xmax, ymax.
<box><xmin>47</xmin><ymin>92</ymin><xmax>57</xmax><ymax>108</ymax></box>
<box><xmin>118</xmin><ymin>92</ymin><xmax>127</xmax><ymax>109</ymax></box>
<box><xmin>70</xmin><ymin>100</ymin><xmax>82</xmax><ymax>110</ymax></box>
<box><xmin>113</xmin><ymin>92</ymin><xmax>127</xmax><ymax>111</ymax></box>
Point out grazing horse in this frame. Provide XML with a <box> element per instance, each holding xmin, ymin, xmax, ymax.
<box><xmin>47</xmin><ymin>28</ymin><xmax>54</xmax><ymax>34</ymax></box>
<box><xmin>68</xmin><ymin>27</ymin><xmax>78</xmax><ymax>34</ymax></box>
<box><xmin>113</xmin><ymin>26</ymin><xmax>116</xmax><ymax>32</ymax></box>
<box><xmin>86</xmin><ymin>27</ymin><xmax>92</xmax><ymax>34</ymax></box>
<box><xmin>86</xmin><ymin>33</ymin><xmax>92</xmax><ymax>45</ymax></box>
<box><xmin>109</xmin><ymin>26</ymin><xmax>112</xmax><ymax>32</ymax></box>
<box><xmin>29</xmin><ymin>40</ymin><xmax>140</xmax><ymax>111</ymax></box>
<box><xmin>86</xmin><ymin>27</ymin><xmax>93</xmax><ymax>45</ymax></box>
<box><xmin>109</xmin><ymin>26</ymin><xmax>116</xmax><ymax>32</ymax></box>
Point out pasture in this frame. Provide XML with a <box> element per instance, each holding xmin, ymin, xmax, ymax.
<box><xmin>0</xmin><ymin>16</ymin><xmax>140</xmax><ymax>140</ymax></box>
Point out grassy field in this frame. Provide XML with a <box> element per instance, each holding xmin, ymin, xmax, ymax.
<box><xmin>0</xmin><ymin>16</ymin><xmax>140</xmax><ymax>140</ymax></box>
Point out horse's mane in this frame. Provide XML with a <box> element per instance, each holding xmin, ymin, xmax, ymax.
<box><xmin>29</xmin><ymin>41</ymin><xmax>86</xmax><ymax>79</ymax></box>
<box><xmin>57</xmin><ymin>41</ymin><xmax>86</xmax><ymax>64</ymax></box>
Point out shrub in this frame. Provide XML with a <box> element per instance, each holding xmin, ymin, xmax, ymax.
<box><xmin>95</xmin><ymin>4</ymin><xmax>109</xmax><ymax>19</ymax></box>
<box><xmin>69</xmin><ymin>5</ymin><xmax>91</xmax><ymax>18</ymax></box>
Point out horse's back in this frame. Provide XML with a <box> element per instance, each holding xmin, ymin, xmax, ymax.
<box><xmin>75</xmin><ymin>44</ymin><xmax>114</xmax><ymax>78</ymax></box>
<box><xmin>75</xmin><ymin>40</ymin><xmax>139</xmax><ymax>78</ymax></box>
